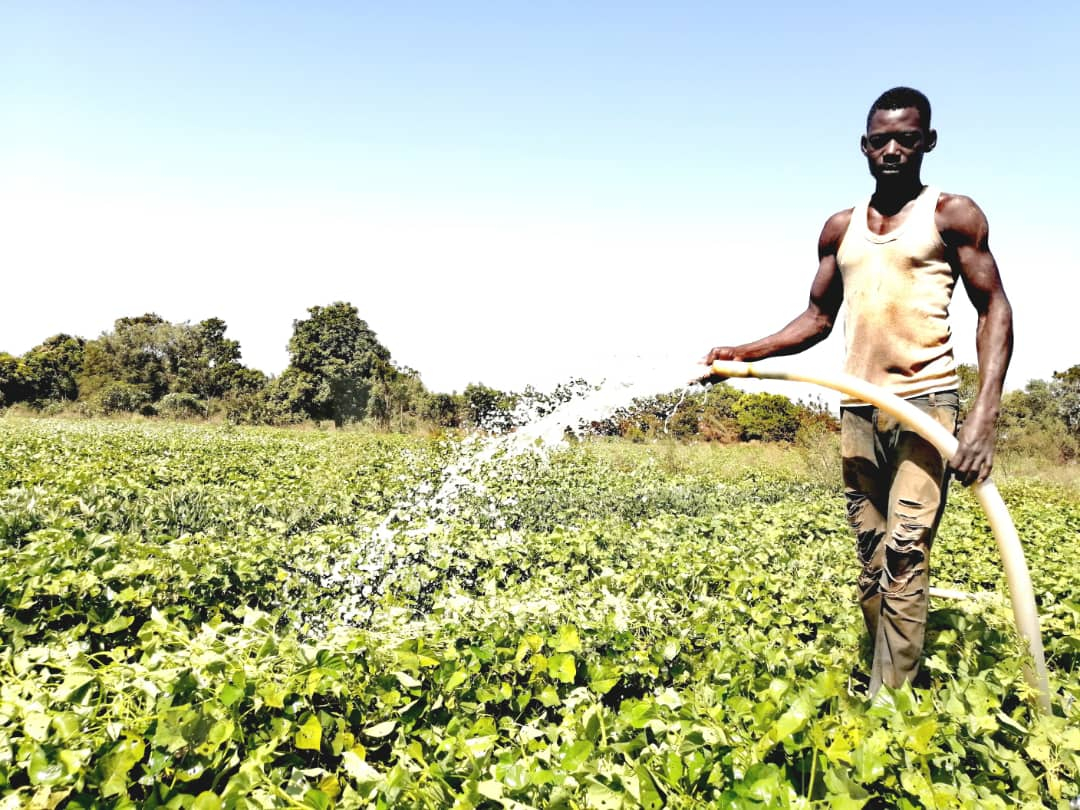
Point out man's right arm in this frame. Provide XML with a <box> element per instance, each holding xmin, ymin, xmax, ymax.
<box><xmin>704</xmin><ymin>209</ymin><xmax>850</xmax><ymax>366</ymax></box>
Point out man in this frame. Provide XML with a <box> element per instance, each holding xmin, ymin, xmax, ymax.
<box><xmin>701</xmin><ymin>87</ymin><xmax>1013</xmax><ymax>694</ymax></box>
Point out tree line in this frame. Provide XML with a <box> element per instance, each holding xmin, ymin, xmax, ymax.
<box><xmin>956</xmin><ymin>364</ymin><xmax>1080</xmax><ymax>463</ymax></box>
<box><xmin>0</xmin><ymin>304</ymin><xmax>426</xmax><ymax>429</ymax></box>
<box><xmin>1</xmin><ymin>302</ymin><xmax>1077</xmax><ymax>458</ymax></box>
<box><xmin>0</xmin><ymin>301</ymin><xmax>839</xmax><ymax>441</ymax></box>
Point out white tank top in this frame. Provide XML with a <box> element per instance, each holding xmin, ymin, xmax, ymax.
<box><xmin>836</xmin><ymin>185</ymin><xmax>960</xmax><ymax>405</ymax></box>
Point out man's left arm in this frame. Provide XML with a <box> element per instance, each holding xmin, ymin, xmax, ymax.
<box><xmin>940</xmin><ymin>194</ymin><xmax>1014</xmax><ymax>485</ymax></box>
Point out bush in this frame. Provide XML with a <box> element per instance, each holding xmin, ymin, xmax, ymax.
<box><xmin>158</xmin><ymin>392</ymin><xmax>207</xmax><ymax>419</ymax></box>
<box><xmin>999</xmin><ymin>418</ymin><xmax>1079</xmax><ymax>465</ymax></box>
<box><xmin>224</xmin><ymin>389</ymin><xmax>304</xmax><ymax>426</ymax></box>
<box><xmin>733</xmin><ymin>392</ymin><xmax>802</xmax><ymax>442</ymax></box>
<box><xmin>97</xmin><ymin>382</ymin><xmax>152</xmax><ymax>415</ymax></box>
<box><xmin>36</xmin><ymin>400</ymin><xmax>67</xmax><ymax>417</ymax></box>
<box><xmin>421</xmin><ymin>392</ymin><xmax>462</xmax><ymax>428</ymax></box>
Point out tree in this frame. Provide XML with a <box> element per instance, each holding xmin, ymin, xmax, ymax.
<box><xmin>21</xmin><ymin>334</ymin><xmax>86</xmax><ymax>403</ymax></box>
<box><xmin>0</xmin><ymin>353</ymin><xmax>31</xmax><ymax>407</ymax></box>
<box><xmin>461</xmin><ymin>383</ymin><xmax>516</xmax><ymax>432</ymax></box>
<box><xmin>732</xmin><ymin>392</ymin><xmax>802</xmax><ymax>442</ymax></box>
<box><xmin>366</xmin><ymin>361</ymin><xmax>426</xmax><ymax>430</ymax></box>
<box><xmin>181</xmin><ymin>318</ymin><xmax>265</xmax><ymax>414</ymax></box>
<box><xmin>996</xmin><ymin>377</ymin><xmax>1076</xmax><ymax>462</ymax></box>
<box><xmin>421</xmin><ymin>392</ymin><xmax>462</xmax><ymax>428</ymax></box>
<box><xmin>78</xmin><ymin>314</ymin><xmax>176</xmax><ymax>401</ymax></box>
<box><xmin>956</xmin><ymin>362</ymin><xmax>979</xmax><ymax>421</ymax></box>
<box><xmin>1051</xmin><ymin>365</ymin><xmax>1080</xmax><ymax>437</ymax></box>
<box><xmin>280</xmin><ymin>303</ymin><xmax>392</xmax><ymax>427</ymax></box>
<box><xmin>74</xmin><ymin>314</ymin><xmax>264</xmax><ymax>416</ymax></box>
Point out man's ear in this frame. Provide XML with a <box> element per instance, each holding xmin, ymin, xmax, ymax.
<box><xmin>860</xmin><ymin>134</ymin><xmax>870</xmax><ymax>156</ymax></box>
<box><xmin>924</xmin><ymin>128</ymin><xmax>938</xmax><ymax>153</ymax></box>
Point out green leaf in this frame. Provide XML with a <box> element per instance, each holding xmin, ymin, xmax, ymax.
<box><xmin>51</xmin><ymin>712</ymin><xmax>81</xmax><ymax>741</ymax></box>
<box><xmin>28</xmin><ymin>746</ymin><xmax>64</xmax><ymax>786</ymax></box>
<box><xmin>295</xmin><ymin>714</ymin><xmax>323</xmax><ymax>751</ymax></box>
<box><xmin>24</xmin><ymin>712</ymin><xmax>52</xmax><ymax>743</ymax></box>
<box><xmin>477</xmin><ymin>780</ymin><xmax>504</xmax><ymax>801</ymax></box>
<box><xmin>772</xmin><ymin>695</ymin><xmax>811</xmax><ymax>741</ymax></box>
<box><xmin>548</xmin><ymin>653</ymin><xmax>576</xmax><ymax>684</ymax></box>
<box><xmin>827</xmin><ymin>795</ymin><xmax>869</xmax><ymax>810</ymax></box>
<box><xmin>363</xmin><ymin>720</ymin><xmax>397</xmax><ymax>739</ymax></box>
<box><xmin>258</xmin><ymin>682</ymin><xmax>287</xmax><ymax>709</ymax></box>
<box><xmin>444</xmin><ymin>669</ymin><xmax>468</xmax><ymax>691</ymax></box>
<box><xmin>537</xmin><ymin>684</ymin><xmax>562</xmax><ymax>707</ymax></box>
<box><xmin>740</xmin><ymin>762</ymin><xmax>784</xmax><ymax>803</ymax></box>
<box><xmin>655</xmin><ymin>687</ymin><xmax>682</xmax><ymax>710</ymax></box>
<box><xmin>585</xmin><ymin>781</ymin><xmax>623</xmax><ymax>809</ymax></box>
<box><xmin>192</xmin><ymin>791</ymin><xmax>223</xmax><ymax>810</ymax></box>
<box><xmin>342</xmin><ymin>751</ymin><xmax>381</xmax><ymax>785</ymax></box>
<box><xmin>100</xmin><ymin>736</ymin><xmax>145</xmax><ymax>798</ymax></box>
<box><xmin>621</xmin><ymin>699</ymin><xmax>656</xmax><ymax>729</ymax></box>
<box><xmin>635</xmin><ymin>764</ymin><xmax>664</xmax><ymax>809</ymax></box>
<box><xmin>54</xmin><ymin>670</ymin><xmax>96</xmax><ymax>701</ymax></box>
<box><xmin>219</xmin><ymin>683</ymin><xmax>245</xmax><ymax>707</ymax></box>
<box><xmin>99</xmin><ymin>613</ymin><xmax>134</xmax><ymax>634</ymax></box>
<box><xmin>560</xmin><ymin>740</ymin><xmax>594</xmax><ymax>772</ymax></box>
<box><xmin>590</xmin><ymin>676</ymin><xmax>619</xmax><ymax>694</ymax></box>
<box><xmin>905</xmin><ymin>718</ymin><xmax>937</xmax><ymax>755</ymax></box>
<box><xmin>465</xmin><ymin>735</ymin><xmax>497</xmax><ymax>757</ymax></box>
<box><xmin>552</xmin><ymin>625</ymin><xmax>582</xmax><ymax>653</ymax></box>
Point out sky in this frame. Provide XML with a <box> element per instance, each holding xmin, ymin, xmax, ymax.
<box><xmin>2</xmin><ymin>2</ymin><xmax>1078</xmax><ymax>404</ymax></box>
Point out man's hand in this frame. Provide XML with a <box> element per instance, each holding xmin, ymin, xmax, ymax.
<box><xmin>704</xmin><ymin>346</ymin><xmax>741</xmax><ymax>365</ymax></box>
<box><xmin>950</xmin><ymin>409</ymin><xmax>996</xmax><ymax>486</ymax></box>
<box><xmin>690</xmin><ymin>366</ymin><xmax>722</xmax><ymax>385</ymax></box>
<box><xmin>693</xmin><ymin>347</ymin><xmax>741</xmax><ymax>385</ymax></box>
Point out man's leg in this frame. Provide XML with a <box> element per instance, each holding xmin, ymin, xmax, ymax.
<box><xmin>841</xmin><ymin>406</ymin><xmax>890</xmax><ymax>646</ymax></box>
<box><xmin>870</xmin><ymin>393</ymin><xmax>958</xmax><ymax>692</ymax></box>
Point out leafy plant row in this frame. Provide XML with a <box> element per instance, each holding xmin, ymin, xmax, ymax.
<box><xmin>0</xmin><ymin>420</ymin><xmax>1077</xmax><ymax>808</ymax></box>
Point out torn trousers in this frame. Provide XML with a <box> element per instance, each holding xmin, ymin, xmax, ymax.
<box><xmin>840</xmin><ymin>390</ymin><xmax>959</xmax><ymax>693</ymax></box>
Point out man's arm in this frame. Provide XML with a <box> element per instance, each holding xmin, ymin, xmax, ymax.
<box><xmin>703</xmin><ymin>210</ymin><xmax>849</xmax><ymax>367</ymax></box>
<box><xmin>939</xmin><ymin>194</ymin><xmax>1014</xmax><ymax>486</ymax></box>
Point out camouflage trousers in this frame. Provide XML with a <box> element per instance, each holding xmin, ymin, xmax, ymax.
<box><xmin>840</xmin><ymin>390</ymin><xmax>959</xmax><ymax>694</ymax></box>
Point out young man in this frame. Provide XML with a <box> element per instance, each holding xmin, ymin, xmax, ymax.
<box><xmin>702</xmin><ymin>87</ymin><xmax>1013</xmax><ymax>693</ymax></box>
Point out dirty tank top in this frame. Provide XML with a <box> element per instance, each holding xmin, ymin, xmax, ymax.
<box><xmin>836</xmin><ymin>185</ymin><xmax>960</xmax><ymax>405</ymax></box>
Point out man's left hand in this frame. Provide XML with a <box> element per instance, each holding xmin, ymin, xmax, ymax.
<box><xmin>950</xmin><ymin>410</ymin><xmax>996</xmax><ymax>486</ymax></box>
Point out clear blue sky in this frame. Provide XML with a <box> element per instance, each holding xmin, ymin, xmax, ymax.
<box><xmin>2</xmin><ymin>2</ymin><xmax>1077</xmax><ymax>396</ymax></box>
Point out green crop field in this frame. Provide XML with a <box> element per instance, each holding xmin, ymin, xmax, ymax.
<box><xmin>1</xmin><ymin>419</ymin><xmax>1078</xmax><ymax>809</ymax></box>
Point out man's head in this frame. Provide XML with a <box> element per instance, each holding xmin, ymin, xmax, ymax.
<box><xmin>861</xmin><ymin>86</ymin><xmax>937</xmax><ymax>185</ymax></box>
<box><xmin>866</xmin><ymin>87</ymin><xmax>931</xmax><ymax>132</ymax></box>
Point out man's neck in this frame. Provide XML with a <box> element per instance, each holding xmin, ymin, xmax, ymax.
<box><xmin>870</xmin><ymin>177</ymin><xmax>926</xmax><ymax>216</ymax></box>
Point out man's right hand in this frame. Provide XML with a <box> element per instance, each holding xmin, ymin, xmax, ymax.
<box><xmin>703</xmin><ymin>346</ymin><xmax>741</xmax><ymax>365</ymax></box>
<box><xmin>693</xmin><ymin>346</ymin><xmax>741</xmax><ymax>385</ymax></box>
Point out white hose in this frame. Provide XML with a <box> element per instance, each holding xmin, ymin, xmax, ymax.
<box><xmin>709</xmin><ymin>359</ymin><xmax>1051</xmax><ymax>712</ymax></box>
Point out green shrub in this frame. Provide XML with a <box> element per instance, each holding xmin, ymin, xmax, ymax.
<box><xmin>733</xmin><ymin>392</ymin><xmax>802</xmax><ymax>442</ymax></box>
<box><xmin>224</xmin><ymin>388</ymin><xmax>305</xmax><ymax>426</ymax></box>
<box><xmin>36</xmin><ymin>400</ymin><xmax>67</xmax><ymax>417</ymax></box>
<box><xmin>158</xmin><ymin>392</ymin><xmax>207</xmax><ymax>419</ymax></box>
<box><xmin>97</xmin><ymin>382</ymin><xmax>152</xmax><ymax>415</ymax></box>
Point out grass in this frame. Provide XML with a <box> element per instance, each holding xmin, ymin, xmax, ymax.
<box><xmin>586</xmin><ymin>433</ymin><xmax>1080</xmax><ymax>494</ymax></box>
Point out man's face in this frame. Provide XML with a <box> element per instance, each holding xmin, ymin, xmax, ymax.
<box><xmin>861</xmin><ymin>106</ymin><xmax>937</xmax><ymax>183</ymax></box>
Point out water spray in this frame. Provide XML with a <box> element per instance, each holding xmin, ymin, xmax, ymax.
<box><xmin>708</xmin><ymin>359</ymin><xmax>1051</xmax><ymax>712</ymax></box>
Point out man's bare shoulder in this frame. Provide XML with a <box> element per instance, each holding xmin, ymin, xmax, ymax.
<box><xmin>935</xmin><ymin>192</ymin><xmax>990</xmax><ymax>244</ymax></box>
<box><xmin>819</xmin><ymin>208</ymin><xmax>855</xmax><ymax>255</ymax></box>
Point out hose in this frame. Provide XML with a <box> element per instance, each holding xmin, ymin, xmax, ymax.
<box><xmin>708</xmin><ymin>359</ymin><xmax>1051</xmax><ymax>712</ymax></box>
